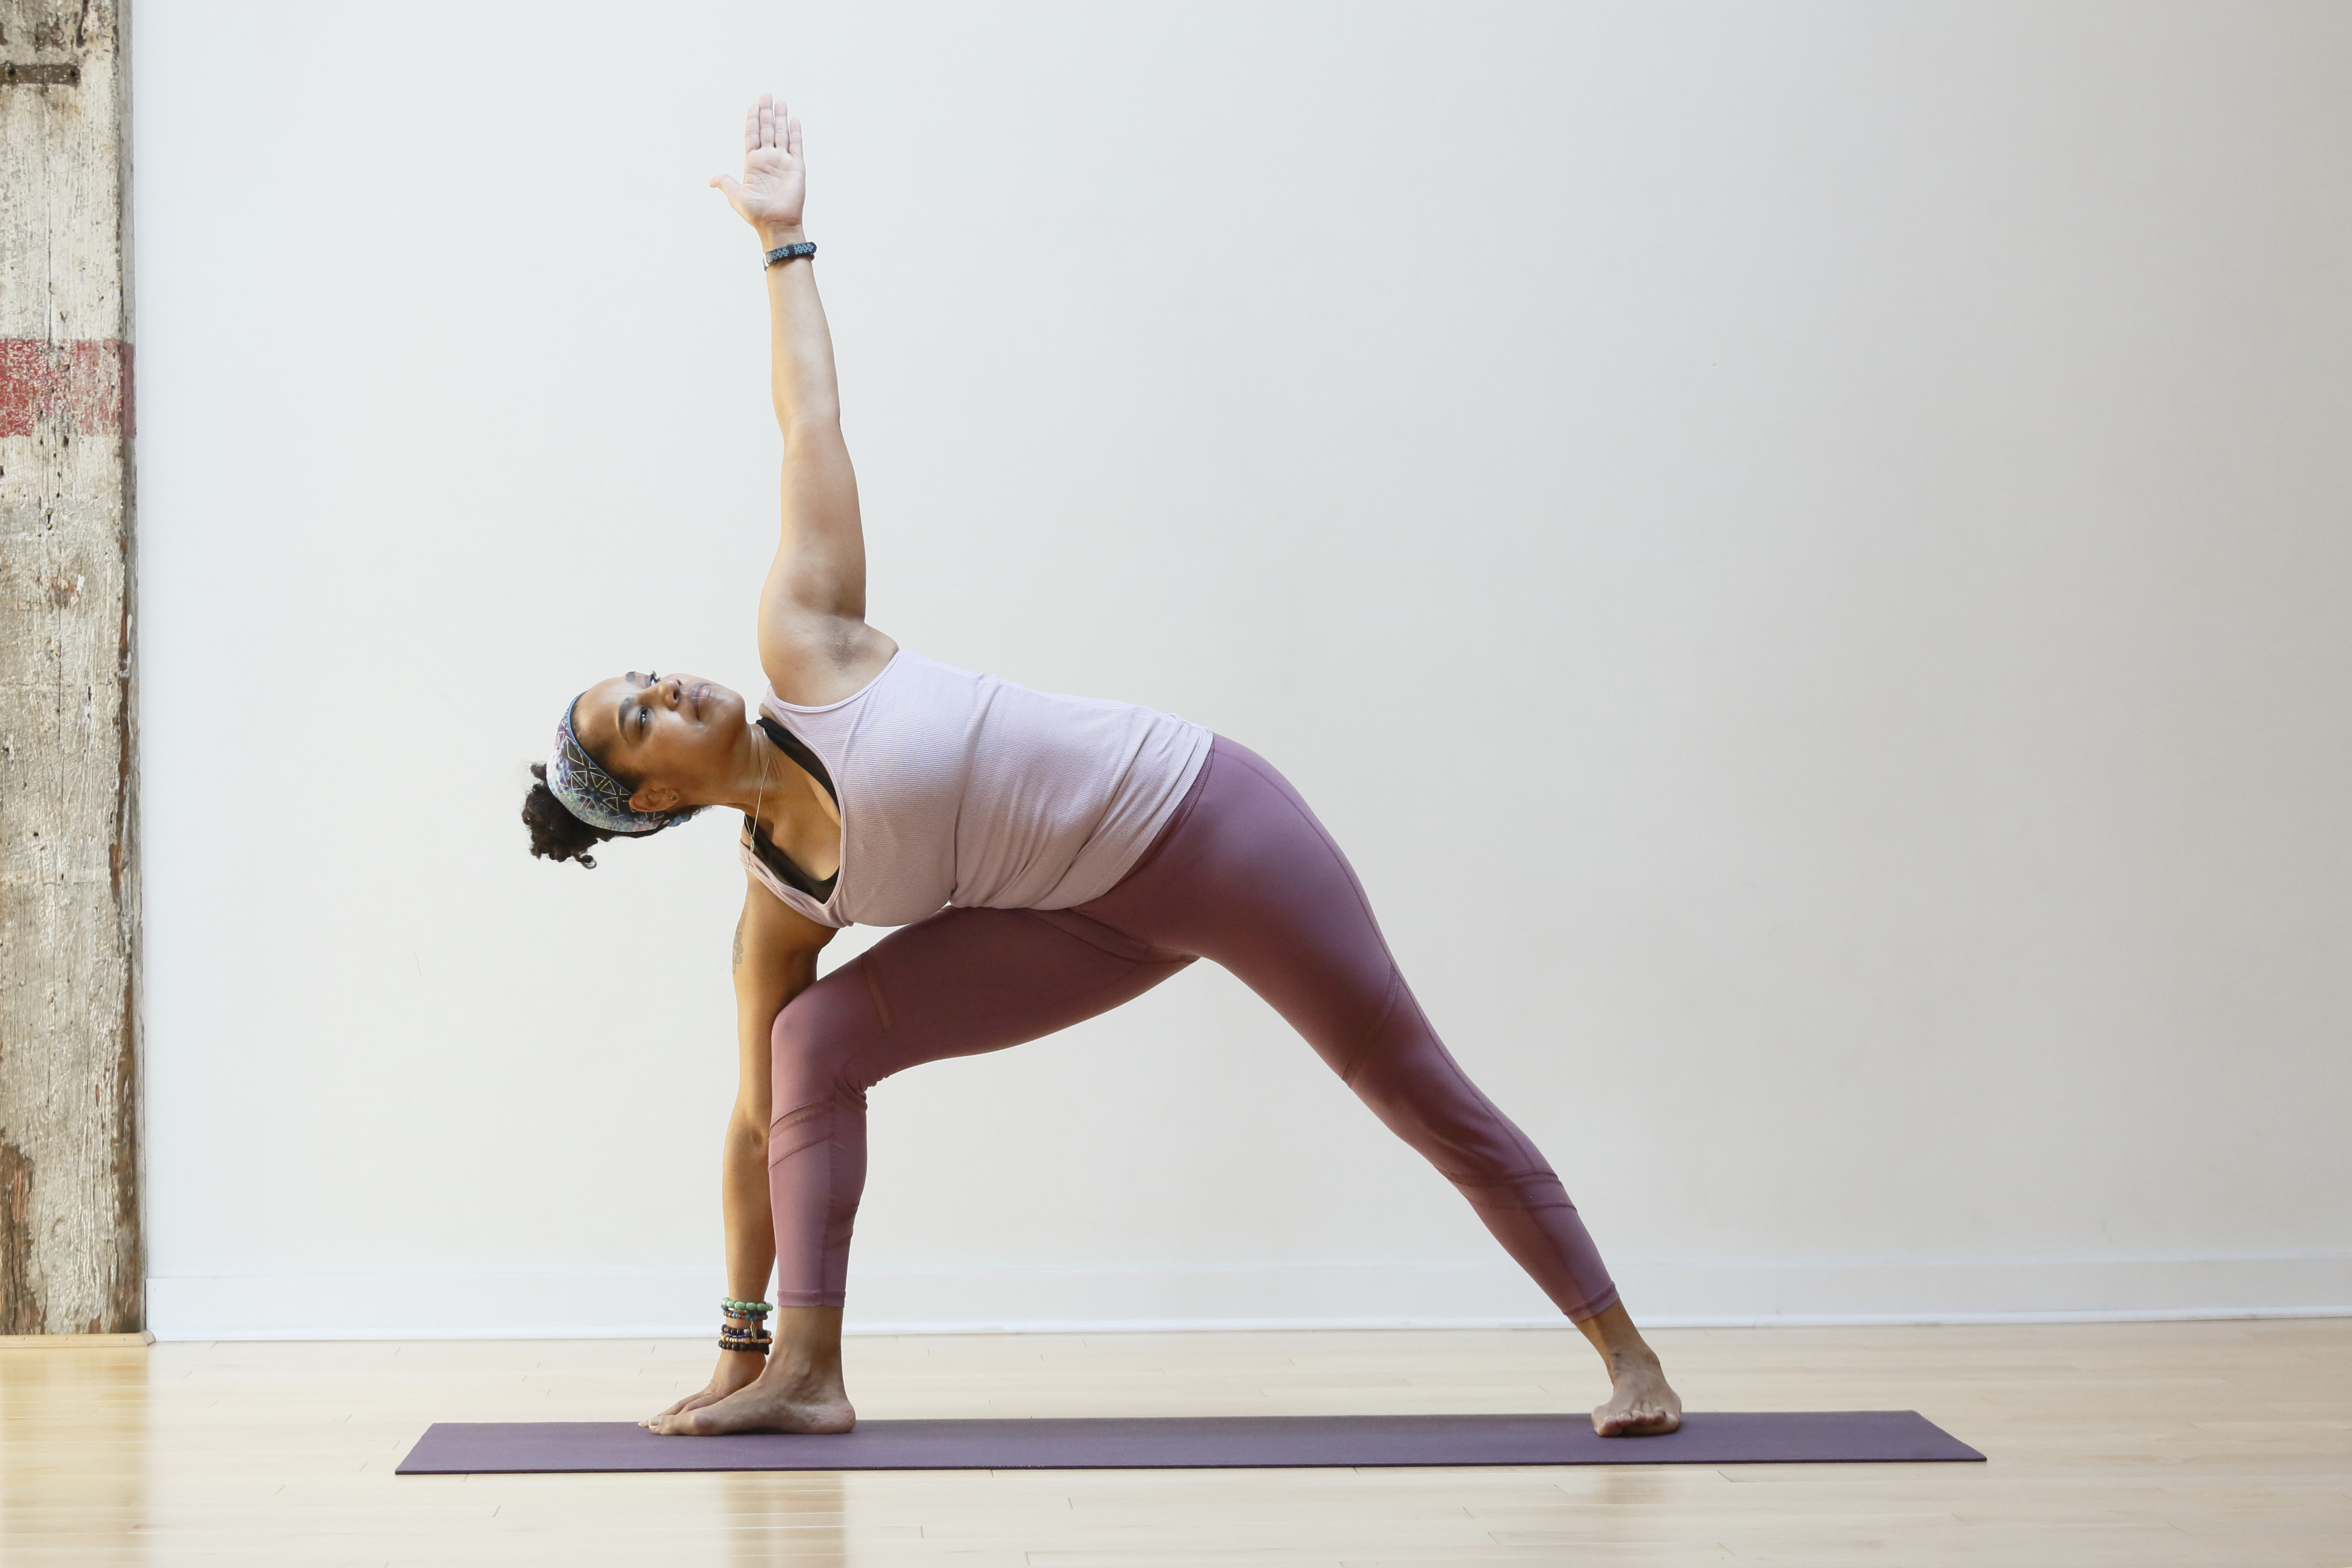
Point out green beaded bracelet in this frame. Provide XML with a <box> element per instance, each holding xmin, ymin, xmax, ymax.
<box><xmin>721</xmin><ymin>1298</ymin><xmax>774</xmax><ymax>1317</ymax></box>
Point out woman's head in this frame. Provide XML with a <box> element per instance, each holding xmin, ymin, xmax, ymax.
<box><xmin>521</xmin><ymin>670</ymin><xmax>747</xmax><ymax>867</ymax></box>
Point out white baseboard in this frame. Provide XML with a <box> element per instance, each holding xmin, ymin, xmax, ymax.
<box><xmin>145</xmin><ymin>1251</ymin><xmax>2352</xmax><ymax>1341</ymax></box>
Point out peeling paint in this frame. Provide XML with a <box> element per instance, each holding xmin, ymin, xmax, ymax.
<box><xmin>0</xmin><ymin>338</ymin><xmax>135</xmax><ymax>437</ymax></box>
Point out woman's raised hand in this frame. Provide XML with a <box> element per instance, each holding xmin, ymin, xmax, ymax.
<box><xmin>711</xmin><ymin>92</ymin><xmax>807</xmax><ymax>237</ymax></box>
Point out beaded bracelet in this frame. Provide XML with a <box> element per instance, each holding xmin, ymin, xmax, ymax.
<box><xmin>720</xmin><ymin>1321</ymin><xmax>774</xmax><ymax>1355</ymax></box>
<box><xmin>722</xmin><ymin>1298</ymin><xmax>774</xmax><ymax>1318</ymax></box>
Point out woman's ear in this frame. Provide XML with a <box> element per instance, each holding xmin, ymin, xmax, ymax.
<box><xmin>629</xmin><ymin>782</ymin><xmax>682</xmax><ymax>813</ymax></box>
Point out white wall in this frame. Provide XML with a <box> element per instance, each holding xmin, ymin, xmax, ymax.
<box><xmin>132</xmin><ymin>1</ymin><xmax>2352</xmax><ymax>1338</ymax></box>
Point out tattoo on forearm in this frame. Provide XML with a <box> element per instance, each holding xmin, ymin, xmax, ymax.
<box><xmin>733</xmin><ymin>920</ymin><xmax>745</xmax><ymax>969</ymax></box>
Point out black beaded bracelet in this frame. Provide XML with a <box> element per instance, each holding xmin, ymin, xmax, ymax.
<box><xmin>718</xmin><ymin>1336</ymin><xmax>771</xmax><ymax>1355</ymax></box>
<box><xmin>763</xmin><ymin>242</ymin><xmax>816</xmax><ymax>268</ymax></box>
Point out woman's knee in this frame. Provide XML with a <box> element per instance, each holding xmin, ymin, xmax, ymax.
<box><xmin>769</xmin><ymin>977</ymin><xmax>872</xmax><ymax>1104</ymax></box>
<box><xmin>1348</xmin><ymin>1031</ymin><xmax>1555</xmax><ymax>1186</ymax></box>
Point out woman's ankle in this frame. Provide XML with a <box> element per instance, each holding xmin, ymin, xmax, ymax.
<box><xmin>763</xmin><ymin>1349</ymin><xmax>843</xmax><ymax>1388</ymax></box>
<box><xmin>1575</xmin><ymin>1302</ymin><xmax>1663</xmax><ymax>1374</ymax></box>
<box><xmin>764</xmin><ymin>1305</ymin><xmax>845</xmax><ymax>1383</ymax></box>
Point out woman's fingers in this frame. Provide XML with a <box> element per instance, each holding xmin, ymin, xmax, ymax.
<box><xmin>735</xmin><ymin>93</ymin><xmax>799</xmax><ymax>162</ymax></box>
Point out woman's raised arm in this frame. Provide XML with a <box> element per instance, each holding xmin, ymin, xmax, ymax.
<box><xmin>712</xmin><ymin>94</ymin><xmax>895</xmax><ymax>706</ymax></box>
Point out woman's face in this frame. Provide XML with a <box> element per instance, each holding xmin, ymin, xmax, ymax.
<box><xmin>572</xmin><ymin>669</ymin><xmax>746</xmax><ymax>812</ymax></box>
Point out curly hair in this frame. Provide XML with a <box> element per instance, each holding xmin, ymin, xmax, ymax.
<box><xmin>522</xmin><ymin>761</ymin><xmax>626</xmax><ymax>868</ymax></box>
<box><xmin>522</xmin><ymin>757</ymin><xmax>704</xmax><ymax>867</ymax></box>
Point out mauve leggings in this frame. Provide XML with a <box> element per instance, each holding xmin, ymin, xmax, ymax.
<box><xmin>766</xmin><ymin>736</ymin><xmax>1620</xmax><ymax>1321</ymax></box>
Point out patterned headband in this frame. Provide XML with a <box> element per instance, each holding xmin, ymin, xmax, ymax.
<box><xmin>547</xmin><ymin>695</ymin><xmax>685</xmax><ymax>837</ymax></box>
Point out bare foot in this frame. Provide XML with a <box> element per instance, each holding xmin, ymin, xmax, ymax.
<box><xmin>1593</xmin><ymin>1352</ymin><xmax>1683</xmax><ymax>1436</ymax></box>
<box><xmin>1574</xmin><ymin>1300</ymin><xmax>1683</xmax><ymax>1436</ymax></box>
<box><xmin>647</xmin><ymin>1360</ymin><xmax>855</xmax><ymax>1436</ymax></box>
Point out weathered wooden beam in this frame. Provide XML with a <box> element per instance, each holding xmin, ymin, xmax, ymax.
<box><xmin>0</xmin><ymin>0</ymin><xmax>142</xmax><ymax>1336</ymax></box>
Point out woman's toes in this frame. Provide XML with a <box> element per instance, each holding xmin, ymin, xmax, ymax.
<box><xmin>1592</xmin><ymin>1384</ymin><xmax>1684</xmax><ymax>1436</ymax></box>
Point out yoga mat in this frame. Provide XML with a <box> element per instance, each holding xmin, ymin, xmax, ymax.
<box><xmin>396</xmin><ymin>1411</ymin><xmax>1983</xmax><ymax>1474</ymax></box>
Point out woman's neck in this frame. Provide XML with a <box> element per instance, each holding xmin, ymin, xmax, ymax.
<box><xmin>716</xmin><ymin>722</ymin><xmax>841</xmax><ymax>856</ymax></box>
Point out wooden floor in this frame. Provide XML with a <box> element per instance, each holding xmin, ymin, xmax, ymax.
<box><xmin>2</xmin><ymin>1319</ymin><xmax>2346</xmax><ymax>1566</ymax></box>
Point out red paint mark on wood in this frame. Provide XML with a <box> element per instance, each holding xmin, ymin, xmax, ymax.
<box><xmin>0</xmin><ymin>338</ymin><xmax>134</xmax><ymax>438</ymax></box>
<box><xmin>0</xmin><ymin>341</ymin><xmax>39</xmax><ymax>435</ymax></box>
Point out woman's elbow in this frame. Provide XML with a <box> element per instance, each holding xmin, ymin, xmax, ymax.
<box><xmin>779</xmin><ymin>408</ymin><xmax>843</xmax><ymax>448</ymax></box>
<box><xmin>729</xmin><ymin>1106</ymin><xmax>771</xmax><ymax>1152</ymax></box>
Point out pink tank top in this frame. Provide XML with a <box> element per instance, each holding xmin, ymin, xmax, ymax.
<box><xmin>740</xmin><ymin>650</ymin><xmax>1212</xmax><ymax>928</ymax></box>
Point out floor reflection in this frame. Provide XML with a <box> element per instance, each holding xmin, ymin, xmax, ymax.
<box><xmin>723</xmin><ymin>1468</ymin><xmax>847</xmax><ymax>1566</ymax></box>
<box><xmin>0</xmin><ymin>1343</ymin><xmax>150</xmax><ymax>1562</ymax></box>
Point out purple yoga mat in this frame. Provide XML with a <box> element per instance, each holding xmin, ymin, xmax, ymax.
<box><xmin>396</xmin><ymin>1411</ymin><xmax>1983</xmax><ymax>1474</ymax></box>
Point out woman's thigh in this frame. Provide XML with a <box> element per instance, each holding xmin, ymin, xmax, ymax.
<box><xmin>1076</xmin><ymin>737</ymin><xmax>1561</xmax><ymax>1188</ymax></box>
<box><xmin>772</xmin><ymin>905</ymin><xmax>1195</xmax><ymax>1109</ymax></box>
<box><xmin>1076</xmin><ymin>739</ymin><xmax>1402</xmax><ymax>1075</ymax></box>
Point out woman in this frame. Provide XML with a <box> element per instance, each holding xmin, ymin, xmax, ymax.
<box><xmin>524</xmin><ymin>95</ymin><xmax>1683</xmax><ymax>1439</ymax></box>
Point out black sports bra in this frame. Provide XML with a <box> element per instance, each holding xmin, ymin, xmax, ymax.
<box><xmin>742</xmin><ymin>717</ymin><xmax>840</xmax><ymax>903</ymax></box>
